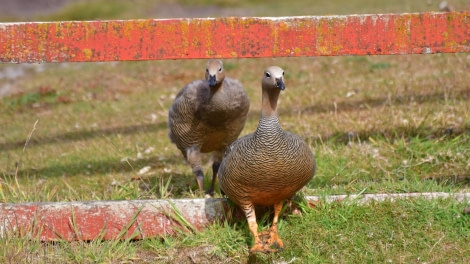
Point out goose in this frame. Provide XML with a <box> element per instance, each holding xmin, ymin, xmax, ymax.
<box><xmin>168</xmin><ymin>59</ymin><xmax>250</xmax><ymax>196</ymax></box>
<box><xmin>218</xmin><ymin>66</ymin><xmax>316</xmax><ymax>253</ymax></box>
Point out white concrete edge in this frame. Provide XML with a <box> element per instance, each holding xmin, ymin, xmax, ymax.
<box><xmin>305</xmin><ymin>192</ymin><xmax>470</xmax><ymax>204</ymax></box>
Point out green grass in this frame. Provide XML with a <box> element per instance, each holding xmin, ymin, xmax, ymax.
<box><xmin>1</xmin><ymin>55</ymin><xmax>469</xmax><ymax>262</ymax></box>
<box><xmin>2</xmin><ymin>198</ymin><xmax>469</xmax><ymax>263</ymax></box>
<box><xmin>1</xmin><ymin>0</ymin><xmax>470</xmax><ymax>262</ymax></box>
<box><xmin>3</xmin><ymin>0</ymin><xmax>470</xmax><ymax>22</ymax></box>
<box><xmin>39</xmin><ymin>0</ymin><xmax>131</xmax><ymax>21</ymax></box>
<box><xmin>2</xmin><ymin>55</ymin><xmax>469</xmax><ymax>202</ymax></box>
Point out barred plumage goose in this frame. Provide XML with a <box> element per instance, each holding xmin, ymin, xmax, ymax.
<box><xmin>218</xmin><ymin>66</ymin><xmax>316</xmax><ymax>253</ymax></box>
<box><xmin>168</xmin><ymin>60</ymin><xmax>250</xmax><ymax>196</ymax></box>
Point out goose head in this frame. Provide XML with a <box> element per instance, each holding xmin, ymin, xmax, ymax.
<box><xmin>262</xmin><ymin>66</ymin><xmax>285</xmax><ymax>91</ymax></box>
<box><xmin>205</xmin><ymin>59</ymin><xmax>225</xmax><ymax>87</ymax></box>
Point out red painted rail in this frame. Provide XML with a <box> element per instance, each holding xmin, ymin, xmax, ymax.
<box><xmin>0</xmin><ymin>11</ymin><xmax>469</xmax><ymax>63</ymax></box>
<box><xmin>1</xmin><ymin>193</ymin><xmax>470</xmax><ymax>241</ymax></box>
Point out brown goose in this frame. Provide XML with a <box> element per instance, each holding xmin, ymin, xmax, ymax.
<box><xmin>218</xmin><ymin>66</ymin><xmax>316</xmax><ymax>253</ymax></box>
<box><xmin>168</xmin><ymin>59</ymin><xmax>250</xmax><ymax>196</ymax></box>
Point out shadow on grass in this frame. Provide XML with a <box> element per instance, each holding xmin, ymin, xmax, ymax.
<box><xmin>12</xmin><ymin>152</ymin><xmax>224</xmax><ymax>196</ymax></box>
<box><xmin>216</xmin><ymin>195</ymin><xmax>310</xmax><ymax>261</ymax></box>
<box><xmin>2</xmin><ymin>88</ymin><xmax>469</xmax><ymax>152</ymax></box>
<box><xmin>8</xmin><ymin>124</ymin><xmax>470</xmax><ymax>181</ymax></box>
<box><xmin>0</xmin><ymin>122</ymin><xmax>167</xmax><ymax>152</ymax></box>
<box><xmin>424</xmin><ymin>174</ymin><xmax>470</xmax><ymax>185</ymax></box>
<box><xmin>300</xmin><ymin>87</ymin><xmax>470</xmax><ymax>115</ymax></box>
<box><xmin>317</xmin><ymin>124</ymin><xmax>470</xmax><ymax>145</ymax></box>
<box><xmin>14</xmin><ymin>154</ymin><xmax>183</xmax><ymax>179</ymax></box>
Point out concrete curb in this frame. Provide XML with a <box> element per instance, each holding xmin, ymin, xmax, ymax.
<box><xmin>1</xmin><ymin>192</ymin><xmax>469</xmax><ymax>241</ymax></box>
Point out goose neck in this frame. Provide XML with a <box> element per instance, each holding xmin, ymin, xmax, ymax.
<box><xmin>260</xmin><ymin>88</ymin><xmax>280</xmax><ymax>118</ymax></box>
<box><xmin>209</xmin><ymin>81</ymin><xmax>223</xmax><ymax>94</ymax></box>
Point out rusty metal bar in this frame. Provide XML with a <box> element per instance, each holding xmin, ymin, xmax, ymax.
<box><xmin>0</xmin><ymin>12</ymin><xmax>469</xmax><ymax>63</ymax></box>
<box><xmin>1</xmin><ymin>193</ymin><xmax>469</xmax><ymax>241</ymax></box>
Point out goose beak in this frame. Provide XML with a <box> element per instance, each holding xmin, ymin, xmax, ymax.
<box><xmin>275</xmin><ymin>78</ymin><xmax>285</xmax><ymax>91</ymax></box>
<box><xmin>208</xmin><ymin>75</ymin><xmax>217</xmax><ymax>87</ymax></box>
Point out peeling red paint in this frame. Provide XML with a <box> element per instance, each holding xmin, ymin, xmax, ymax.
<box><xmin>0</xmin><ymin>12</ymin><xmax>468</xmax><ymax>63</ymax></box>
<box><xmin>1</xmin><ymin>193</ymin><xmax>469</xmax><ymax>241</ymax></box>
<box><xmin>0</xmin><ymin>199</ymin><xmax>227</xmax><ymax>241</ymax></box>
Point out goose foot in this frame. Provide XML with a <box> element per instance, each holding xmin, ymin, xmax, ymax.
<box><xmin>249</xmin><ymin>240</ymin><xmax>272</xmax><ymax>254</ymax></box>
<box><xmin>250</xmin><ymin>229</ymin><xmax>283</xmax><ymax>253</ymax></box>
<box><xmin>266</xmin><ymin>228</ymin><xmax>284</xmax><ymax>251</ymax></box>
<box><xmin>205</xmin><ymin>187</ymin><xmax>214</xmax><ymax>197</ymax></box>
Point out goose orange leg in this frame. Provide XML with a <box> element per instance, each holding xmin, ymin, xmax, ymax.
<box><xmin>267</xmin><ymin>201</ymin><xmax>284</xmax><ymax>251</ymax></box>
<box><xmin>243</xmin><ymin>204</ymin><xmax>267</xmax><ymax>253</ymax></box>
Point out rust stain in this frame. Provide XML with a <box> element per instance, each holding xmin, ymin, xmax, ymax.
<box><xmin>82</xmin><ymin>48</ymin><xmax>93</xmax><ymax>59</ymax></box>
<box><xmin>0</xmin><ymin>12</ymin><xmax>468</xmax><ymax>62</ymax></box>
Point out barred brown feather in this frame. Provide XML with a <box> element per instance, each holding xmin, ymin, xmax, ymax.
<box><xmin>218</xmin><ymin>66</ymin><xmax>315</xmax><ymax>253</ymax></box>
<box><xmin>168</xmin><ymin>60</ymin><xmax>250</xmax><ymax>196</ymax></box>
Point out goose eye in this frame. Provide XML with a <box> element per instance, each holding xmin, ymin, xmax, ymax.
<box><xmin>206</xmin><ymin>69</ymin><xmax>209</xmax><ymax>73</ymax></box>
<box><xmin>282</xmin><ymin>71</ymin><xmax>284</xmax><ymax>76</ymax></box>
<box><xmin>218</xmin><ymin>67</ymin><xmax>222</xmax><ymax>72</ymax></box>
<box><xmin>265</xmin><ymin>72</ymin><xmax>271</xmax><ymax>78</ymax></box>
